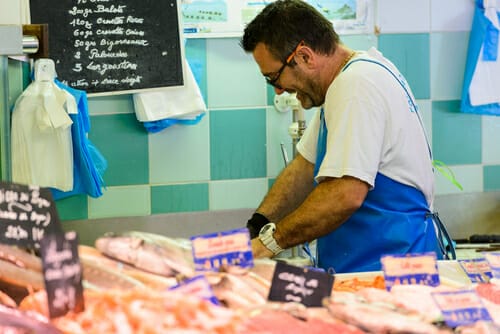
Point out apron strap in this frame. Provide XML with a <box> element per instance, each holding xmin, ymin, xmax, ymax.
<box><xmin>426</xmin><ymin>212</ymin><xmax>457</xmax><ymax>260</ymax></box>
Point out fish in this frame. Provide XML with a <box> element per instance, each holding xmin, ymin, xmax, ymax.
<box><xmin>0</xmin><ymin>303</ymin><xmax>62</xmax><ymax>334</ymax></box>
<box><xmin>0</xmin><ymin>244</ymin><xmax>42</xmax><ymax>272</ymax></box>
<box><xmin>95</xmin><ymin>231</ymin><xmax>195</xmax><ymax>278</ymax></box>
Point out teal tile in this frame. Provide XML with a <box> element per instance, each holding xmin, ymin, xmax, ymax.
<box><xmin>267</xmin><ymin>85</ymin><xmax>275</xmax><ymax>107</ymax></box>
<box><xmin>88</xmin><ymin>185</ymin><xmax>150</xmax><ymax>218</ymax></box>
<box><xmin>206</xmin><ymin>38</ymin><xmax>266</xmax><ymax>108</ymax></box>
<box><xmin>185</xmin><ymin>38</ymin><xmax>207</xmax><ymax>105</ymax></box>
<box><xmin>268</xmin><ymin>178</ymin><xmax>276</xmax><ymax>189</ymax></box>
<box><xmin>150</xmin><ymin>114</ymin><xmax>210</xmax><ymax>183</ymax></box>
<box><xmin>267</xmin><ymin>106</ymin><xmax>293</xmax><ymax>177</ymax></box>
<box><xmin>484</xmin><ymin>165</ymin><xmax>500</xmax><ymax>191</ymax></box>
<box><xmin>55</xmin><ymin>195</ymin><xmax>88</xmax><ymax>221</ymax></box>
<box><xmin>210</xmin><ymin>108</ymin><xmax>266</xmax><ymax>180</ymax></box>
<box><xmin>151</xmin><ymin>183</ymin><xmax>208</xmax><ymax>213</ymax></box>
<box><xmin>430</xmin><ymin>32</ymin><xmax>468</xmax><ymax>100</ymax></box>
<box><xmin>89</xmin><ymin>113</ymin><xmax>149</xmax><ymax>186</ymax></box>
<box><xmin>432</xmin><ymin>100</ymin><xmax>481</xmax><ymax>165</ymax></box>
<box><xmin>87</xmin><ymin>94</ymin><xmax>135</xmax><ymax>116</ymax></box>
<box><xmin>210</xmin><ymin>179</ymin><xmax>268</xmax><ymax>210</ymax></box>
<box><xmin>482</xmin><ymin>115</ymin><xmax>500</xmax><ymax>164</ymax></box>
<box><xmin>378</xmin><ymin>33</ymin><xmax>430</xmax><ymax>99</ymax></box>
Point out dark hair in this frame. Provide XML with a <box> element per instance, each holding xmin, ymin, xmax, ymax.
<box><xmin>241</xmin><ymin>0</ymin><xmax>339</xmax><ymax>62</ymax></box>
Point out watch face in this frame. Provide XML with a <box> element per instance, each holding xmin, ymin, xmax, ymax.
<box><xmin>260</xmin><ymin>223</ymin><xmax>275</xmax><ymax>236</ymax></box>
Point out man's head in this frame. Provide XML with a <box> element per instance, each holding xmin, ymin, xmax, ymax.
<box><xmin>241</xmin><ymin>0</ymin><xmax>340</xmax><ymax>108</ymax></box>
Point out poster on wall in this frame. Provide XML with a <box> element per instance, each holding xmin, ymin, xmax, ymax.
<box><xmin>181</xmin><ymin>0</ymin><xmax>374</xmax><ymax>38</ymax></box>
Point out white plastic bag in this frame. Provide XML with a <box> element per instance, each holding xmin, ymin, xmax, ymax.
<box><xmin>11</xmin><ymin>59</ymin><xmax>74</xmax><ymax>191</ymax></box>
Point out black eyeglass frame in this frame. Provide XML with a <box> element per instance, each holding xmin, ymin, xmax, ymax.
<box><xmin>265</xmin><ymin>40</ymin><xmax>305</xmax><ymax>89</ymax></box>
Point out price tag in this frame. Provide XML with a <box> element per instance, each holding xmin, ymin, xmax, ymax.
<box><xmin>431</xmin><ymin>289</ymin><xmax>493</xmax><ymax>327</ymax></box>
<box><xmin>39</xmin><ymin>231</ymin><xmax>84</xmax><ymax>318</ymax></box>
<box><xmin>458</xmin><ymin>258</ymin><xmax>493</xmax><ymax>283</ymax></box>
<box><xmin>381</xmin><ymin>252</ymin><xmax>440</xmax><ymax>290</ymax></box>
<box><xmin>483</xmin><ymin>252</ymin><xmax>500</xmax><ymax>279</ymax></box>
<box><xmin>0</xmin><ymin>182</ymin><xmax>63</xmax><ymax>249</ymax></box>
<box><xmin>268</xmin><ymin>261</ymin><xmax>334</xmax><ymax>307</ymax></box>
<box><xmin>190</xmin><ymin>228</ymin><xmax>253</xmax><ymax>271</ymax></box>
<box><xmin>169</xmin><ymin>275</ymin><xmax>219</xmax><ymax>305</ymax></box>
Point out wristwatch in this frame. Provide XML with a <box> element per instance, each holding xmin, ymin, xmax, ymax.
<box><xmin>258</xmin><ymin>223</ymin><xmax>284</xmax><ymax>255</ymax></box>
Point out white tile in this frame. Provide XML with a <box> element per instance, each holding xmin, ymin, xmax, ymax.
<box><xmin>88</xmin><ymin>185</ymin><xmax>151</xmax><ymax>218</ymax></box>
<box><xmin>376</xmin><ymin>0</ymin><xmax>430</xmax><ymax>33</ymax></box>
<box><xmin>149</xmin><ymin>113</ymin><xmax>210</xmax><ymax>183</ymax></box>
<box><xmin>431</xmin><ymin>0</ymin><xmax>475</xmax><ymax>32</ymax></box>
<box><xmin>209</xmin><ymin>178</ymin><xmax>267</xmax><ymax>210</ymax></box>
<box><xmin>482</xmin><ymin>115</ymin><xmax>500</xmax><ymax>164</ymax></box>
<box><xmin>434</xmin><ymin>164</ymin><xmax>483</xmax><ymax>195</ymax></box>
<box><xmin>206</xmin><ymin>38</ymin><xmax>266</xmax><ymax>109</ymax></box>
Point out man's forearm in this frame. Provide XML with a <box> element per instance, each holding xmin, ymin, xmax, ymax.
<box><xmin>257</xmin><ymin>154</ymin><xmax>315</xmax><ymax>222</ymax></box>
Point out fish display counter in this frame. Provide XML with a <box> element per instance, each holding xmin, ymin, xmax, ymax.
<box><xmin>0</xmin><ymin>229</ymin><xmax>499</xmax><ymax>333</ymax></box>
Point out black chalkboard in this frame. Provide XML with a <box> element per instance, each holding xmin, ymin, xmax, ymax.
<box><xmin>0</xmin><ymin>182</ymin><xmax>63</xmax><ymax>249</ymax></box>
<box><xmin>29</xmin><ymin>0</ymin><xmax>184</xmax><ymax>95</ymax></box>
<box><xmin>268</xmin><ymin>261</ymin><xmax>334</xmax><ymax>307</ymax></box>
<box><xmin>40</xmin><ymin>231</ymin><xmax>84</xmax><ymax>318</ymax></box>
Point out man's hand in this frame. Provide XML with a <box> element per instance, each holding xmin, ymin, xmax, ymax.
<box><xmin>251</xmin><ymin>238</ymin><xmax>274</xmax><ymax>258</ymax></box>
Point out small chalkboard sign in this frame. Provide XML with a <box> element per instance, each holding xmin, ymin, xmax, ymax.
<box><xmin>39</xmin><ymin>231</ymin><xmax>84</xmax><ymax>318</ymax></box>
<box><xmin>29</xmin><ymin>0</ymin><xmax>184</xmax><ymax>95</ymax></box>
<box><xmin>0</xmin><ymin>182</ymin><xmax>63</xmax><ymax>249</ymax></box>
<box><xmin>268</xmin><ymin>261</ymin><xmax>334</xmax><ymax>307</ymax></box>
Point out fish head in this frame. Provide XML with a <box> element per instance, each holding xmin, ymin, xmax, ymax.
<box><xmin>94</xmin><ymin>236</ymin><xmax>143</xmax><ymax>264</ymax></box>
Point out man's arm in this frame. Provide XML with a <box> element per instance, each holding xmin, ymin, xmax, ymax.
<box><xmin>252</xmin><ymin>157</ymin><xmax>370</xmax><ymax>258</ymax></box>
<box><xmin>257</xmin><ymin>153</ymin><xmax>316</xmax><ymax>222</ymax></box>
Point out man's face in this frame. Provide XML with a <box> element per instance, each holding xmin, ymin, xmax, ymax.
<box><xmin>252</xmin><ymin>42</ymin><xmax>324</xmax><ymax>109</ymax></box>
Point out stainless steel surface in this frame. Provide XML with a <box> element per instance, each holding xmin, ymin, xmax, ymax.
<box><xmin>63</xmin><ymin>208</ymin><xmax>254</xmax><ymax>246</ymax></box>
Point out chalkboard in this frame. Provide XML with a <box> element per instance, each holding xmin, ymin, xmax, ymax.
<box><xmin>0</xmin><ymin>182</ymin><xmax>63</xmax><ymax>249</ymax></box>
<box><xmin>29</xmin><ymin>0</ymin><xmax>184</xmax><ymax>95</ymax></box>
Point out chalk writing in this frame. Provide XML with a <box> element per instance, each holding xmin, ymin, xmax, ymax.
<box><xmin>30</xmin><ymin>0</ymin><xmax>183</xmax><ymax>94</ymax></box>
<box><xmin>0</xmin><ymin>182</ymin><xmax>62</xmax><ymax>248</ymax></box>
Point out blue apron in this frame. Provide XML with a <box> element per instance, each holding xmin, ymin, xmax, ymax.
<box><xmin>314</xmin><ymin>58</ymin><xmax>443</xmax><ymax>273</ymax></box>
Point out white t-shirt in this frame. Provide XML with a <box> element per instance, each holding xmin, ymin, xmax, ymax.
<box><xmin>297</xmin><ymin>47</ymin><xmax>434</xmax><ymax>206</ymax></box>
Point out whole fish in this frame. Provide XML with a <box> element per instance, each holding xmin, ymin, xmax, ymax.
<box><xmin>0</xmin><ymin>245</ymin><xmax>42</xmax><ymax>272</ymax></box>
<box><xmin>95</xmin><ymin>231</ymin><xmax>195</xmax><ymax>277</ymax></box>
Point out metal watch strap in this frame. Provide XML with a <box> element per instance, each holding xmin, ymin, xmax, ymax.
<box><xmin>259</xmin><ymin>223</ymin><xmax>284</xmax><ymax>255</ymax></box>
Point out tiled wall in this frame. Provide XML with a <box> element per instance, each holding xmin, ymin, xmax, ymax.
<box><xmin>52</xmin><ymin>0</ymin><xmax>500</xmax><ymax>221</ymax></box>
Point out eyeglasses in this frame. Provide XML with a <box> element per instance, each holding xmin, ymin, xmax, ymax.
<box><xmin>265</xmin><ymin>40</ymin><xmax>304</xmax><ymax>89</ymax></box>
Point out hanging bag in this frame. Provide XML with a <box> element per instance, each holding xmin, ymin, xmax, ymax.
<box><xmin>461</xmin><ymin>0</ymin><xmax>500</xmax><ymax>115</ymax></box>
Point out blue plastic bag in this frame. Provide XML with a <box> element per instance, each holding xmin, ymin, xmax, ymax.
<box><xmin>461</xmin><ymin>0</ymin><xmax>500</xmax><ymax>115</ymax></box>
<box><xmin>50</xmin><ymin>81</ymin><xmax>107</xmax><ymax>199</ymax></box>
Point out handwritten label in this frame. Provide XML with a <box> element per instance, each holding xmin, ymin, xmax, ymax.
<box><xmin>39</xmin><ymin>231</ymin><xmax>84</xmax><ymax>318</ymax></box>
<box><xmin>381</xmin><ymin>252</ymin><xmax>440</xmax><ymax>290</ymax></box>
<box><xmin>30</xmin><ymin>0</ymin><xmax>183</xmax><ymax>94</ymax></box>
<box><xmin>483</xmin><ymin>252</ymin><xmax>500</xmax><ymax>279</ymax></box>
<box><xmin>0</xmin><ymin>182</ymin><xmax>62</xmax><ymax>249</ymax></box>
<box><xmin>431</xmin><ymin>289</ymin><xmax>492</xmax><ymax>327</ymax></box>
<box><xmin>169</xmin><ymin>275</ymin><xmax>219</xmax><ymax>305</ymax></box>
<box><xmin>268</xmin><ymin>261</ymin><xmax>334</xmax><ymax>307</ymax></box>
<box><xmin>191</xmin><ymin>228</ymin><xmax>253</xmax><ymax>271</ymax></box>
<box><xmin>458</xmin><ymin>258</ymin><xmax>493</xmax><ymax>283</ymax></box>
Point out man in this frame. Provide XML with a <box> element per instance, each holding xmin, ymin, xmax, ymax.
<box><xmin>241</xmin><ymin>0</ymin><xmax>448</xmax><ymax>273</ymax></box>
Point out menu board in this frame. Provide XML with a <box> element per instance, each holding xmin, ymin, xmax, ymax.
<box><xmin>29</xmin><ymin>0</ymin><xmax>184</xmax><ymax>95</ymax></box>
